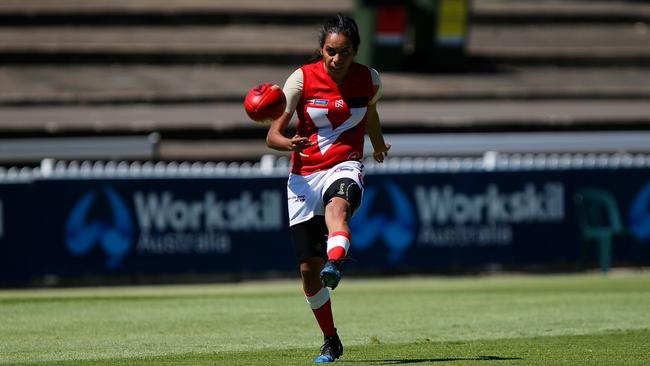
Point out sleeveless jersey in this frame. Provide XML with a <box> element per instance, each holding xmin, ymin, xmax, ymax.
<box><xmin>291</xmin><ymin>61</ymin><xmax>375</xmax><ymax>176</ymax></box>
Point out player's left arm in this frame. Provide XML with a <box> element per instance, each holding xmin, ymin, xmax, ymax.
<box><xmin>366</xmin><ymin>68</ymin><xmax>390</xmax><ymax>163</ymax></box>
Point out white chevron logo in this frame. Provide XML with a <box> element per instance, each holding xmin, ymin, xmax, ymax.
<box><xmin>306</xmin><ymin>106</ymin><xmax>367</xmax><ymax>155</ymax></box>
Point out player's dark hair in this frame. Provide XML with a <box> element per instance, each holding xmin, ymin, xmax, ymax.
<box><xmin>318</xmin><ymin>13</ymin><xmax>361</xmax><ymax>52</ymax></box>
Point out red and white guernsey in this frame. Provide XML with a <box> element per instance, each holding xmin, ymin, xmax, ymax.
<box><xmin>291</xmin><ymin>62</ymin><xmax>375</xmax><ymax>176</ymax></box>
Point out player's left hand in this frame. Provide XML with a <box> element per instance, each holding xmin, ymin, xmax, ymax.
<box><xmin>373</xmin><ymin>143</ymin><xmax>391</xmax><ymax>163</ymax></box>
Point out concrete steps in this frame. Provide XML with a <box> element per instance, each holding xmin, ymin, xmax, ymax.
<box><xmin>1</xmin><ymin>0</ymin><xmax>648</xmax><ymax>24</ymax></box>
<box><xmin>2</xmin><ymin>65</ymin><xmax>650</xmax><ymax>106</ymax></box>
<box><xmin>1</xmin><ymin>0</ymin><xmax>650</xmax><ymax>162</ymax></box>
<box><xmin>472</xmin><ymin>0</ymin><xmax>650</xmax><ymax>23</ymax></box>
<box><xmin>0</xmin><ymin>0</ymin><xmax>648</xmax><ymax>66</ymax></box>
<box><xmin>1</xmin><ymin>0</ymin><xmax>649</xmax><ymax>105</ymax></box>
<box><xmin>1</xmin><ymin>23</ymin><xmax>649</xmax><ymax>66</ymax></box>
<box><xmin>0</xmin><ymin>25</ymin><xmax>315</xmax><ymax>65</ymax></box>
<box><xmin>469</xmin><ymin>23</ymin><xmax>650</xmax><ymax>66</ymax></box>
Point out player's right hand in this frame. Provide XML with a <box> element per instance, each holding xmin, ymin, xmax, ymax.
<box><xmin>290</xmin><ymin>135</ymin><xmax>314</xmax><ymax>157</ymax></box>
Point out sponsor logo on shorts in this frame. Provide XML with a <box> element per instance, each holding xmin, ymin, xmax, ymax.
<box><xmin>308</xmin><ymin>99</ymin><xmax>329</xmax><ymax>105</ymax></box>
<box><xmin>289</xmin><ymin>195</ymin><xmax>306</xmax><ymax>202</ymax></box>
<box><xmin>347</xmin><ymin>151</ymin><xmax>361</xmax><ymax>160</ymax></box>
<box><xmin>337</xmin><ymin>183</ymin><xmax>346</xmax><ymax>196</ymax></box>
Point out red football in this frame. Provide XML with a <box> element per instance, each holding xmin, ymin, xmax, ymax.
<box><xmin>244</xmin><ymin>83</ymin><xmax>287</xmax><ymax>124</ymax></box>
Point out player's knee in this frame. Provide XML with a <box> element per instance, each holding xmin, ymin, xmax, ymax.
<box><xmin>300</xmin><ymin>261</ymin><xmax>315</xmax><ymax>274</ymax></box>
<box><xmin>327</xmin><ymin>197</ymin><xmax>350</xmax><ymax>217</ymax></box>
<box><xmin>300</xmin><ymin>260</ymin><xmax>324</xmax><ymax>291</ymax></box>
<box><xmin>300</xmin><ymin>257</ymin><xmax>324</xmax><ymax>274</ymax></box>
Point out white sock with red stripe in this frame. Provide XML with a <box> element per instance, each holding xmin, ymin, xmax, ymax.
<box><xmin>305</xmin><ymin>287</ymin><xmax>336</xmax><ymax>336</ymax></box>
<box><xmin>327</xmin><ymin>231</ymin><xmax>350</xmax><ymax>261</ymax></box>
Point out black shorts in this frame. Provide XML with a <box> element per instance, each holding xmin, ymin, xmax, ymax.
<box><xmin>290</xmin><ymin>216</ymin><xmax>328</xmax><ymax>261</ymax></box>
<box><xmin>290</xmin><ymin>177</ymin><xmax>362</xmax><ymax>261</ymax></box>
<box><xmin>322</xmin><ymin>177</ymin><xmax>363</xmax><ymax>214</ymax></box>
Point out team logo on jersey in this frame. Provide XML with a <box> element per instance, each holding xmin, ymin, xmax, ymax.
<box><xmin>306</xmin><ymin>106</ymin><xmax>366</xmax><ymax>155</ymax></box>
<box><xmin>308</xmin><ymin>99</ymin><xmax>329</xmax><ymax>105</ymax></box>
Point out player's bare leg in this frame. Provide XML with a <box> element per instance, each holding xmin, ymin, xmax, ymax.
<box><xmin>325</xmin><ymin>197</ymin><xmax>351</xmax><ymax>238</ymax></box>
<box><xmin>301</xmin><ymin>257</ymin><xmax>325</xmax><ymax>295</ymax></box>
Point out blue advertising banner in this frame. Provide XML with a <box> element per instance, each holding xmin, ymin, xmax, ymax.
<box><xmin>1</xmin><ymin>167</ymin><xmax>649</xmax><ymax>283</ymax></box>
<box><xmin>1</xmin><ymin>177</ymin><xmax>294</xmax><ymax>282</ymax></box>
<box><xmin>0</xmin><ymin>183</ymin><xmax>37</xmax><ymax>282</ymax></box>
<box><xmin>350</xmin><ymin>169</ymin><xmax>650</xmax><ymax>271</ymax></box>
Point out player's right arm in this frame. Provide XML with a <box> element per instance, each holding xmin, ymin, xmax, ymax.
<box><xmin>266</xmin><ymin>69</ymin><xmax>314</xmax><ymax>155</ymax></box>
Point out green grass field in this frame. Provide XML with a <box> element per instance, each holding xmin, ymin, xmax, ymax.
<box><xmin>1</xmin><ymin>272</ymin><xmax>649</xmax><ymax>365</ymax></box>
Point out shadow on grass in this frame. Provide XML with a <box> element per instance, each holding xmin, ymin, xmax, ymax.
<box><xmin>342</xmin><ymin>355</ymin><xmax>522</xmax><ymax>364</ymax></box>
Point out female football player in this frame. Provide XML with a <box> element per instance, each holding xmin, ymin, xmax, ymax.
<box><xmin>266</xmin><ymin>13</ymin><xmax>390</xmax><ymax>363</ymax></box>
